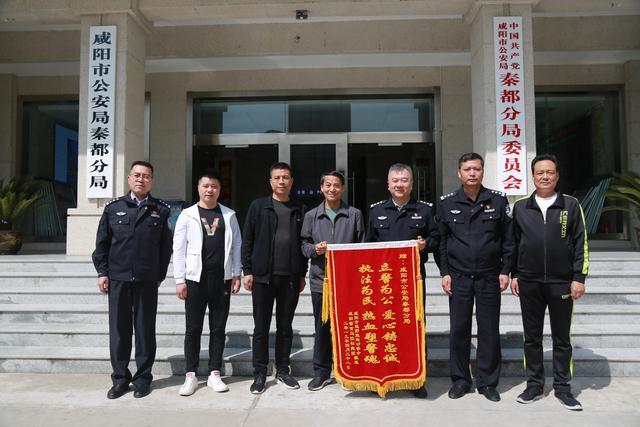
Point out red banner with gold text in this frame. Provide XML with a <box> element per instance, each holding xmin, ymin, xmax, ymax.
<box><xmin>322</xmin><ymin>240</ymin><xmax>425</xmax><ymax>398</ymax></box>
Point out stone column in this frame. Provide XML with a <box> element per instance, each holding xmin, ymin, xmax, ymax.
<box><xmin>468</xmin><ymin>1</ymin><xmax>536</xmax><ymax>194</ymax></box>
<box><xmin>66</xmin><ymin>12</ymin><xmax>149</xmax><ymax>255</ymax></box>
<box><xmin>148</xmin><ymin>75</ymin><xmax>189</xmax><ymax>202</ymax></box>
<box><xmin>440</xmin><ymin>67</ymin><xmax>473</xmax><ymax>192</ymax></box>
<box><xmin>0</xmin><ymin>74</ymin><xmax>17</xmax><ymax>184</ymax></box>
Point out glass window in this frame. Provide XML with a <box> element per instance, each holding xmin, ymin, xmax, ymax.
<box><xmin>20</xmin><ymin>100</ymin><xmax>79</xmax><ymax>241</ymax></box>
<box><xmin>193</xmin><ymin>97</ymin><xmax>434</xmax><ymax>134</ymax></box>
<box><xmin>535</xmin><ymin>91</ymin><xmax>622</xmax><ymax>235</ymax></box>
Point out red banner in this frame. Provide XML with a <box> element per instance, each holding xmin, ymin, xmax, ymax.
<box><xmin>323</xmin><ymin>241</ymin><xmax>426</xmax><ymax>398</ymax></box>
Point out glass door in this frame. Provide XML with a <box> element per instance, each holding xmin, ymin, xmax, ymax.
<box><xmin>346</xmin><ymin>141</ymin><xmax>436</xmax><ymax>216</ymax></box>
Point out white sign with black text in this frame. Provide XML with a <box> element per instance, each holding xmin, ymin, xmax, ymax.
<box><xmin>86</xmin><ymin>25</ymin><xmax>117</xmax><ymax>198</ymax></box>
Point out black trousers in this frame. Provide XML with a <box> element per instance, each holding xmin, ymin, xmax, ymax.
<box><xmin>108</xmin><ymin>280</ymin><xmax>158</xmax><ymax>387</ymax></box>
<box><xmin>449</xmin><ymin>273</ymin><xmax>502</xmax><ymax>388</ymax></box>
<box><xmin>252</xmin><ymin>275</ymin><xmax>300</xmax><ymax>376</ymax></box>
<box><xmin>518</xmin><ymin>279</ymin><xmax>573</xmax><ymax>393</ymax></box>
<box><xmin>311</xmin><ymin>291</ymin><xmax>332</xmax><ymax>378</ymax></box>
<box><xmin>184</xmin><ymin>270</ymin><xmax>232</xmax><ymax>373</ymax></box>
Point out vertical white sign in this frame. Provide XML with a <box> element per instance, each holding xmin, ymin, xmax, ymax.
<box><xmin>86</xmin><ymin>25</ymin><xmax>117</xmax><ymax>198</ymax></box>
<box><xmin>494</xmin><ymin>16</ymin><xmax>527</xmax><ymax>195</ymax></box>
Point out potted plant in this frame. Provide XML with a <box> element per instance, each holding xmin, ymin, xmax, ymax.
<box><xmin>0</xmin><ymin>177</ymin><xmax>44</xmax><ymax>254</ymax></box>
<box><xmin>602</xmin><ymin>171</ymin><xmax>640</xmax><ymax>243</ymax></box>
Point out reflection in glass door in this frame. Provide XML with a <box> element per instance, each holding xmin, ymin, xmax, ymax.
<box><xmin>347</xmin><ymin>143</ymin><xmax>436</xmax><ymax>216</ymax></box>
<box><xmin>192</xmin><ymin>144</ymin><xmax>278</xmax><ymax>226</ymax></box>
<box><xmin>290</xmin><ymin>144</ymin><xmax>336</xmax><ymax>209</ymax></box>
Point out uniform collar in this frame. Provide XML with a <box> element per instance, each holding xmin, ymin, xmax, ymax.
<box><xmin>383</xmin><ymin>197</ymin><xmax>418</xmax><ymax>210</ymax></box>
<box><xmin>123</xmin><ymin>193</ymin><xmax>155</xmax><ymax>208</ymax></box>
<box><xmin>455</xmin><ymin>186</ymin><xmax>491</xmax><ymax>204</ymax></box>
<box><xmin>129</xmin><ymin>192</ymin><xmax>149</xmax><ymax>206</ymax></box>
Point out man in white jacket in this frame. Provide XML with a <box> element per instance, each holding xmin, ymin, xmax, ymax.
<box><xmin>173</xmin><ymin>170</ymin><xmax>242</xmax><ymax>395</ymax></box>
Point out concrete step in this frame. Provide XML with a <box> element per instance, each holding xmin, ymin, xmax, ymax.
<box><xmin>2</xmin><ymin>286</ymin><xmax>639</xmax><ymax>306</ymax></box>
<box><xmin>1</xmin><ymin>323</ymin><xmax>637</xmax><ymax>350</ymax></box>
<box><xmin>1</xmin><ymin>304</ymin><xmax>639</xmax><ymax>326</ymax></box>
<box><xmin>2</xmin><ymin>271</ymin><xmax>639</xmax><ymax>288</ymax></box>
<box><xmin>0</xmin><ymin>250</ymin><xmax>639</xmax><ymax>272</ymax></box>
<box><xmin>1</xmin><ymin>346</ymin><xmax>638</xmax><ymax>377</ymax></box>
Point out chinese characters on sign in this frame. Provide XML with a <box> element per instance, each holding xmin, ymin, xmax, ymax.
<box><xmin>494</xmin><ymin>16</ymin><xmax>527</xmax><ymax>195</ymax></box>
<box><xmin>86</xmin><ymin>26</ymin><xmax>116</xmax><ymax>198</ymax></box>
<box><xmin>326</xmin><ymin>241</ymin><xmax>426</xmax><ymax>397</ymax></box>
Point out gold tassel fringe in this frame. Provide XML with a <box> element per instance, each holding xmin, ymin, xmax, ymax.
<box><xmin>321</xmin><ymin>252</ymin><xmax>332</xmax><ymax>324</ymax></box>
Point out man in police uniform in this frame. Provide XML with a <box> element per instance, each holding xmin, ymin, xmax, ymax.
<box><xmin>93</xmin><ymin>160</ymin><xmax>173</xmax><ymax>399</ymax></box>
<box><xmin>437</xmin><ymin>152</ymin><xmax>514</xmax><ymax>402</ymax></box>
<box><xmin>366</xmin><ymin>163</ymin><xmax>439</xmax><ymax>398</ymax></box>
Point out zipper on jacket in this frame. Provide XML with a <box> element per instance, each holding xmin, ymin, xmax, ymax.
<box><xmin>543</xmin><ymin>215</ymin><xmax>547</xmax><ymax>283</ymax></box>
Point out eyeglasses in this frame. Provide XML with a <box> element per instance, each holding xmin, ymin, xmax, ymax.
<box><xmin>129</xmin><ymin>173</ymin><xmax>153</xmax><ymax>181</ymax></box>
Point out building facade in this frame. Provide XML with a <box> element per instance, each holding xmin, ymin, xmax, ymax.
<box><xmin>0</xmin><ymin>0</ymin><xmax>638</xmax><ymax>254</ymax></box>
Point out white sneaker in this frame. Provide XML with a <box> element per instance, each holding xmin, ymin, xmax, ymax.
<box><xmin>207</xmin><ymin>371</ymin><xmax>229</xmax><ymax>392</ymax></box>
<box><xmin>179</xmin><ymin>372</ymin><xmax>198</xmax><ymax>396</ymax></box>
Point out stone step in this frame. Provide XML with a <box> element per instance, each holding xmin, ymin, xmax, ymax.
<box><xmin>1</xmin><ymin>323</ymin><xmax>637</xmax><ymax>349</ymax></box>
<box><xmin>2</xmin><ymin>271</ymin><xmax>638</xmax><ymax>288</ymax></box>
<box><xmin>0</xmin><ymin>251</ymin><xmax>638</xmax><ymax>273</ymax></box>
<box><xmin>1</xmin><ymin>304</ymin><xmax>639</xmax><ymax>326</ymax></box>
<box><xmin>2</xmin><ymin>286</ymin><xmax>639</xmax><ymax>306</ymax></box>
<box><xmin>1</xmin><ymin>346</ymin><xmax>638</xmax><ymax>377</ymax></box>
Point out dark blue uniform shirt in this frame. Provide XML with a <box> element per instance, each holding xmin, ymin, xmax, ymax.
<box><xmin>436</xmin><ymin>186</ymin><xmax>515</xmax><ymax>277</ymax></box>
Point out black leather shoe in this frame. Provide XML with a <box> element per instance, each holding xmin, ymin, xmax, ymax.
<box><xmin>412</xmin><ymin>385</ymin><xmax>428</xmax><ymax>399</ymax></box>
<box><xmin>448</xmin><ymin>383</ymin><xmax>471</xmax><ymax>399</ymax></box>
<box><xmin>478</xmin><ymin>386</ymin><xmax>501</xmax><ymax>402</ymax></box>
<box><xmin>133</xmin><ymin>384</ymin><xmax>151</xmax><ymax>398</ymax></box>
<box><xmin>107</xmin><ymin>383</ymin><xmax>129</xmax><ymax>399</ymax></box>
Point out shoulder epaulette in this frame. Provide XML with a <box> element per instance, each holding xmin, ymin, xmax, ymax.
<box><xmin>490</xmin><ymin>189</ymin><xmax>507</xmax><ymax>198</ymax></box>
<box><xmin>105</xmin><ymin>198</ymin><xmax>119</xmax><ymax>207</ymax></box>
<box><xmin>440</xmin><ymin>191</ymin><xmax>457</xmax><ymax>201</ymax></box>
<box><xmin>370</xmin><ymin>200</ymin><xmax>385</xmax><ymax>208</ymax></box>
<box><xmin>417</xmin><ymin>200</ymin><xmax>433</xmax><ymax>208</ymax></box>
<box><xmin>157</xmin><ymin>199</ymin><xmax>171</xmax><ymax>209</ymax></box>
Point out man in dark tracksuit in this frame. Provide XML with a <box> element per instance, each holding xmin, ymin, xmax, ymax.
<box><xmin>437</xmin><ymin>152</ymin><xmax>514</xmax><ymax>402</ymax></box>
<box><xmin>242</xmin><ymin>162</ymin><xmax>308</xmax><ymax>394</ymax></box>
<box><xmin>367</xmin><ymin>163</ymin><xmax>439</xmax><ymax>398</ymax></box>
<box><xmin>511</xmin><ymin>154</ymin><xmax>587</xmax><ymax>411</ymax></box>
<box><xmin>301</xmin><ymin>171</ymin><xmax>365</xmax><ymax>391</ymax></box>
<box><xmin>92</xmin><ymin>160</ymin><xmax>173</xmax><ymax>399</ymax></box>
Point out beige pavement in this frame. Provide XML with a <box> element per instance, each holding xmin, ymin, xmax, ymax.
<box><xmin>1</xmin><ymin>374</ymin><xmax>639</xmax><ymax>426</ymax></box>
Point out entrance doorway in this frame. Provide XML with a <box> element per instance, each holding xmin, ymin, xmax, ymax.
<box><xmin>193</xmin><ymin>133</ymin><xmax>436</xmax><ymax>223</ymax></box>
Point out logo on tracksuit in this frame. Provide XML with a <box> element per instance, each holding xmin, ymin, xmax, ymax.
<box><xmin>560</xmin><ymin>210</ymin><xmax>568</xmax><ymax>238</ymax></box>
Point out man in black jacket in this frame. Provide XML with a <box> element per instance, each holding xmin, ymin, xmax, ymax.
<box><xmin>511</xmin><ymin>154</ymin><xmax>587</xmax><ymax>411</ymax></box>
<box><xmin>92</xmin><ymin>160</ymin><xmax>173</xmax><ymax>399</ymax></box>
<box><xmin>242</xmin><ymin>162</ymin><xmax>307</xmax><ymax>394</ymax></box>
<box><xmin>437</xmin><ymin>152</ymin><xmax>514</xmax><ymax>403</ymax></box>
